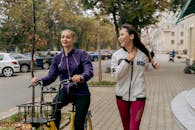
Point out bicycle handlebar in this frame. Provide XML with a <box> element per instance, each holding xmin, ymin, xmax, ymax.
<box><xmin>28</xmin><ymin>80</ymin><xmax>42</xmax><ymax>88</ymax></box>
<box><xmin>28</xmin><ymin>78</ymin><xmax>74</xmax><ymax>88</ymax></box>
<box><xmin>60</xmin><ymin>78</ymin><xmax>73</xmax><ymax>85</ymax></box>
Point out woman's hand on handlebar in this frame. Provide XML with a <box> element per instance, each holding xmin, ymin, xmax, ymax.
<box><xmin>32</xmin><ymin>77</ymin><xmax>38</xmax><ymax>83</ymax></box>
<box><xmin>28</xmin><ymin>77</ymin><xmax>42</xmax><ymax>88</ymax></box>
<box><xmin>72</xmin><ymin>74</ymin><xmax>83</xmax><ymax>83</ymax></box>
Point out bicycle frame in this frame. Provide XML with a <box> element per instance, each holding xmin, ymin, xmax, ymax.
<box><xmin>59</xmin><ymin>79</ymin><xmax>76</xmax><ymax>130</ymax></box>
<box><xmin>61</xmin><ymin>103</ymin><xmax>92</xmax><ymax>130</ymax></box>
<box><xmin>58</xmin><ymin>79</ymin><xmax>93</xmax><ymax>130</ymax></box>
<box><xmin>70</xmin><ymin>107</ymin><xmax>75</xmax><ymax>130</ymax></box>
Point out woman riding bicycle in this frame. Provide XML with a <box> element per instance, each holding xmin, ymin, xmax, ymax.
<box><xmin>32</xmin><ymin>29</ymin><xmax>94</xmax><ymax>130</ymax></box>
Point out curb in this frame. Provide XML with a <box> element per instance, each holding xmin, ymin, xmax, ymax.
<box><xmin>0</xmin><ymin>107</ymin><xmax>18</xmax><ymax>120</ymax></box>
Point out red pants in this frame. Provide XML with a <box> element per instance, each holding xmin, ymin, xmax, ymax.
<box><xmin>116</xmin><ymin>97</ymin><xmax>145</xmax><ymax>130</ymax></box>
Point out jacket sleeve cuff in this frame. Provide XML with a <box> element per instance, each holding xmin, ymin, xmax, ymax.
<box><xmin>80</xmin><ymin>75</ymin><xmax>85</xmax><ymax>83</ymax></box>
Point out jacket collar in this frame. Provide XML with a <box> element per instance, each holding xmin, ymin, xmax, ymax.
<box><xmin>122</xmin><ymin>47</ymin><xmax>128</xmax><ymax>52</ymax></box>
<box><xmin>122</xmin><ymin>47</ymin><xmax>138</xmax><ymax>53</ymax></box>
<box><xmin>62</xmin><ymin>48</ymin><xmax>76</xmax><ymax>56</ymax></box>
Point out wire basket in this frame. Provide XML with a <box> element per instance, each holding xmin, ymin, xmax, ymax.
<box><xmin>17</xmin><ymin>102</ymin><xmax>55</xmax><ymax>127</ymax></box>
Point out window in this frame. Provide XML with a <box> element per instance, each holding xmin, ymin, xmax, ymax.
<box><xmin>172</xmin><ymin>32</ymin><xmax>174</xmax><ymax>36</ymax></box>
<box><xmin>181</xmin><ymin>32</ymin><xmax>183</xmax><ymax>36</ymax></box>
<box><xmin>180</xmin><ymin>40</ymin><xmax>183</xmax><ymax>45</ymax></box>
<box><xmin>171</xmin><ymin>40</ymin><xmax>174</xmax><ymax>44</ymax></box>
<box><xmin>0</xmin><ymin>55</ymin><xmax>4</xmax><ymax>61</ymax></box>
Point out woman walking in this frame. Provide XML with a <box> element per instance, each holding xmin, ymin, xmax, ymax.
<box><xmin>111</xmin><ymin>24</ymin><xmax>159</xmax><ymax>130</ymax></box>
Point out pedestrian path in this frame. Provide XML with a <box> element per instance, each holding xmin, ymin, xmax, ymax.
<box><xmin>81</xmin><ymin>54</ymin><xmax>195</xmax><ymax>130</ymax></box>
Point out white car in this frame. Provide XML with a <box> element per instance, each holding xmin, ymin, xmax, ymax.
<box><xmin>0</xmin><ymin>52</ymin><xmax>20</xmax><ymax>77</ymax></box>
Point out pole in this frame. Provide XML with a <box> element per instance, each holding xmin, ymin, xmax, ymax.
<box><xmin>31</xmin><ymin>0</ymin><xmax>36</xmax><ymax>78</ymax></box>
<box><xmin>31</xmin><ymin>0</ymin><xmax>36</xmax><ymax>119</ymax></box>
<box><xmin>96</xmin><ymin>23</ymin><xmax>102</xmax><ymax>81</ymax></box>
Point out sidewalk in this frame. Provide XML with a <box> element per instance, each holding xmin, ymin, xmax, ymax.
<box><xmin>76</xmin><ymin>54</ymin><xmax>195</xmax><ymax>130</ymax></box>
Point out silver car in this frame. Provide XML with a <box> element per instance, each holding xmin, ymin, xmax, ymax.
<box><xmin>0</xmin><ymin>52</ymin><xmax>20</xmax><ymax>77</ymax></box>
<box><xmin>10</xmin><ymin>53</ymin><xmax>32</xmax><ymax>73</ymax></box>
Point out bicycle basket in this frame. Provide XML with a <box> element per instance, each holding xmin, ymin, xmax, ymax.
<box><xmin>17</xmin><ymin>102</ymin><xmax>54</xmax><ymax>127</ymax></box>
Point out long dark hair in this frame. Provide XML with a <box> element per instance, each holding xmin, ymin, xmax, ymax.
<box><xmin>121</xmin><ymin>24</ymin><xmax>152</xmax><ymax>62</ymax></box>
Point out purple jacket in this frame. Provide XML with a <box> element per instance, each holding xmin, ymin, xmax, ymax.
<box><xmin>41</xmin><ymin>48</ymin><xmax>94</xmax><ymax>96</ymax></box>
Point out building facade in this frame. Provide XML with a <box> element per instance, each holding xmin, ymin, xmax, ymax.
<box><xmin>176</xmin><ymin>0</ymin><xmax>195</xmax><ymax>65</ymax></box>
<box><xmin>141</xmin><ymin>11</ymin><xmax>189</xmax><ymax>54</ymax></box>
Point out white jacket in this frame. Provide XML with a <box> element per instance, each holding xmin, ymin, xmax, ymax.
<box><xmin>111</xmin><ymin>48</ymin><xmax>152</xmax><ymax>101</ymax></box>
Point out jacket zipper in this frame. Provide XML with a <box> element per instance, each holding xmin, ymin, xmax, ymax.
<box><xmin>65</xmin><ymin>56</ymin><xmax>71</xmax><ymax>94</ymax></box>
<box><xmin>129</xmin><ymin>61</ymin><xmax>134</xmax><ymax>101</ymax></box>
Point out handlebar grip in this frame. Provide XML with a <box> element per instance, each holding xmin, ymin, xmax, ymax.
<box><xmin>28</xmin><ymin>80</ymin><xmax>42</xmax><ymax>88</ymax></box>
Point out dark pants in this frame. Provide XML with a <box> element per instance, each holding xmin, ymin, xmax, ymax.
<box><xmin>52</xmin><ymin>87</ymin><xmax>90</xmax><ymax>130</ymax></box>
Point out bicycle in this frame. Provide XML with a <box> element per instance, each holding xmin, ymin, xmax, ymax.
<box><xmin>60</xmin><ymin>102</ymin><xmax>93</xmax><ymax>130</ymax></box>
<box><xmin>16</xmin><ymin>78</ymin><xmax>93</xmax><ymax>130</ymax></box>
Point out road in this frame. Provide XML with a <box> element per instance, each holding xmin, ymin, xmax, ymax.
<box><xmin>0</xmin><ymin>59</ymin><xmax>110</xmax><ymax>117</ymax></box>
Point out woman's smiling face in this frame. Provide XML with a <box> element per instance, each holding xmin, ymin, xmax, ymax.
<box><xmin>118</xmin><ymin>28</ymin><xmax>134</xmax><ymax>47</ymax></box>
<box><xmin>60</xmin><ymin>30</ymin><xmax>75</xmax><ymax>48</ymax></box>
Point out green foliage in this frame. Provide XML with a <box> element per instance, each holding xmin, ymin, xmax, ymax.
<box><xmin>0</xmin><ymin>0</ymin><xmax>32</xmax><ymax>52</ymax></box>
<box><xmin>79</xmin><ymin>0</ymin><xmax>170</xmax><ymax>34</ymax></box>
<box><xmin>0</xmin><ymin>114</ymin><xmax>19</xmax><ymax>124</ymax></box>
<box><xmin>0</xmin><ymin>0</ymin><xmax>117</xmax><ymax>52</ymax></box>
<box><xmin>169</xmin><ymin>0</ymin><xmax>187</xmax><ymax>13</ymax></box>
<box><xmin>88</xmin><ymin>80</ymin><xmax>116</xmax><ymax>87</ymax></box>
<box><xmin>184</xmin><ymin>64</ymin><xmax>195</xmax><ymax>74</ymax></box>
<box><xmin>0</xmin><ymin>114</ymin><xmax>19</xmax><ymax>129</ymax></box>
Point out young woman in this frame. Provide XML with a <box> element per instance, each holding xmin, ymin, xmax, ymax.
<box><xmin>32</xmin><ymin>29</ymin><xmax>94</xmax><ymax>130</ymax></box>
<box><xmin>111</xmin><ymin>24</ymin><xmax>159</xmax><ymax>130</ymax></box>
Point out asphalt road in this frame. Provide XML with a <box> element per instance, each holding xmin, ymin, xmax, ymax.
<box><xmin>0</xmin><ymin>59</ymin><xmax>110</xmax><ymax>114</ymax></box>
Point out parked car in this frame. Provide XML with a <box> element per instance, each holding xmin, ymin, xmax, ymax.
<box><xmin>10</xmin><ymin>53</ymin><xmax>31</xmax><ymax>73</ymax></box>
<box><xmin>0</xmin><ymin>52</ymin><xmax>20</xmax><ymax>77</ymax></box>
<box><xmin>99</xmin><ymin>50</ymin><xmax>112</xmax><ymax>59</ymax></box>
<box><xmin>87</xmin><ymin>50</ymin><xmax>112</xmax><ymax>61</ymax></box>
<box><xmin>23</xmin><ymin>51</ymin><xmax>55</xmax><ymax>69</ymax></box>
<box><xmin>87</xmin><ymin>51</ymin><xmax>98</xmax><ymax>61</ymax></box>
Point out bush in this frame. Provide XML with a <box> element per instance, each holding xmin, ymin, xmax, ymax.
<box><xmin>88</xmin><ymin>80</ymin><xmax>116</xmax><ymax>87</ymax></box>
<box><xmin>184</xmin><ymin>64</ymin><xmax>195</xmax><ymax>74</ymax></box>
<box><xmin>0</xmin><ymin>114</ymin><xmax>19</xmax><ymax>129</ymax></box>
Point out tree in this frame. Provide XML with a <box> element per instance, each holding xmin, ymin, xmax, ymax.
<box><xmin>169</xmin><ymin>0</ymin><xmax>187</xmax><ymax>13</ymax></box>
<box><xmin>0</xmin><ymin>0</ymin><xmax>117</xmax><ymax>52</ymax></box>
<box><xmin>0</xmin><ymin>0</ymin><xmax>32</xmax><ymax>52</ymax></box>
<box><xmin>79</xmin><ymin>0</ymin><xmax>170</xmax><ymax>48</ymax></box>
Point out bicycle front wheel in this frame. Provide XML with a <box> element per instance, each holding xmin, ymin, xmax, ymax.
<box><xmin>84</xmin><ymin>116</ymin><xmax>92</xmax><ymax>130</ymax></box>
